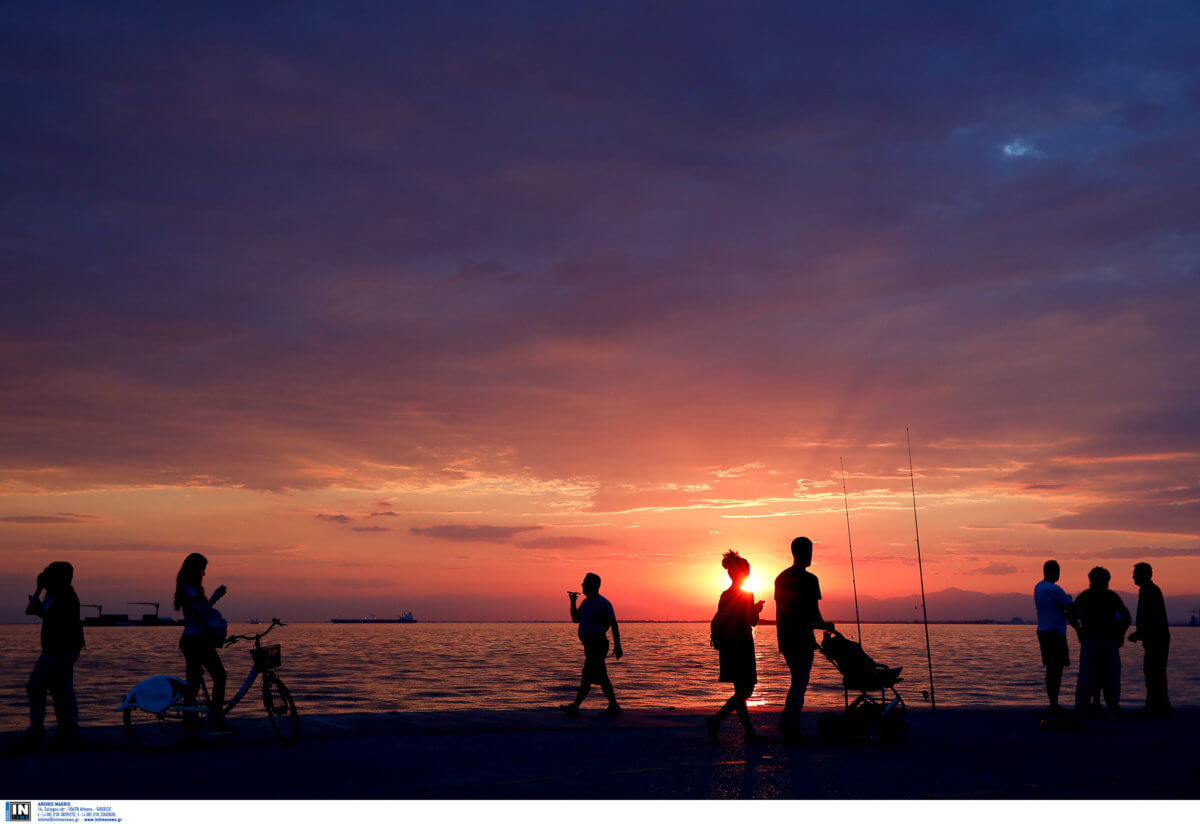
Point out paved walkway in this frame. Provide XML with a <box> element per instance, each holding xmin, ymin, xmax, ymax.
<box><xmin>2</xmin><ymin>708</ymin><xmax>1196</xmax><ymax>799</ymax></box>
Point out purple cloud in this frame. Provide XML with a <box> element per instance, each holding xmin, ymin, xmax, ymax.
<box><xmin>0</xmin><ymin>513</ymin><xmax>99</xmax><ymax>524</ymax></box>
<box><xmin>410</xmin><ymin>525</ymin><xmax>542</xmax><ymax>543</ymax></box>
<box><xmin>514</xmin><ymin>536</ymin><xmax>609</xmax><ymax>550</ymax></box>
<box><xmin>316</xmin><ymin>513</ymin><xmax>353</xmax><ymax>524</ymax></box>
<box><xmin>1041</xmin><ymin>501</ymin><xmax>1200</xmax><ymax>537</ymax></box>
<box><xmin>969</xmin><ymin>562</ymin><xmax>1019</xmax><ymax>576</ymax></box>
<box><xmin>1092</xmin><ymin>546</ymin><xmax>1200</xmax><ymax>559</ymax></box>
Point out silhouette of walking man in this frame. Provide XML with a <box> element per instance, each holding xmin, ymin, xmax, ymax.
<box><xmin>1034</xmin><ymin>560</ymin><xmax>1073</xmax><ymax>713</ymax></box>
<box><xmin>561</xmin><ymin>572</ymin><xmax>623</xmax><ymax>717</ymax></box>
<box><xmin>1128</xmin><ymin>562</ymin><xmax>1171</xmax><ymax>719</ymax></box>
<box><xmin>22</xmin><ymin>561</ymin><xmax>84</xmax><ymax>751</ymax></box>
<box><xmin>706</xmin><ymin>550</ymin><xmax>767</xmax><ymax>744</ymax></box>
<box><xmin>1069</xmin><ymin>566</ymin><xmax>1131</xmax><ymax>717</ymax></box>
<box><xmin>774</xmin><ymin>536</ymin><xmax>834</xmax><ymax>743</ymax></box>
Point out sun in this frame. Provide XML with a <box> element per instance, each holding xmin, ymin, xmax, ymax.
<box><xmin>741</xmin><ymin>569</ymin><xmax>768</xmax><ymax>596</ymax></box>
<box><xmin>708</xmin><ymin>563</ymin><xmax>771</xmax><ymax>598</ymax></box>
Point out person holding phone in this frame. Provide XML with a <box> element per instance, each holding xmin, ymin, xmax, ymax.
<box><xmin>560</xmin><ymin>572</ymin><xmax>623</xmax><ymax>717</ymax></box>
<box><xmin>706</xmin><ymin>550</ymin><xmax>767</xmax><ymax>744</ymax></box>
<box><xmin>175</xmin><ymin>552</ymin><xmax>234</xmax><ymax>735</ymax></box>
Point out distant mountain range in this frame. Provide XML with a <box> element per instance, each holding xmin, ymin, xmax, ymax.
<box><xmin>819</xmin><ymin>587</ymin><xmax>1200</xmax><ymax>625</ymax></box>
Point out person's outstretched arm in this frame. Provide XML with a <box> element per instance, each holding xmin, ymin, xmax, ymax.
<box><xmin>812</xmin><ymin>602</ymin><xmax>834</xmax><ymax>632</ymax></box>
<box><xmin>1057</xmin><ymin>588</ymin><xmax>1073</xmax><ymax>620</ymax></box>
<box><xmin>569</xmin><ymin>592</ymin><xmax>580</xmax><ymax>623</ymax></box>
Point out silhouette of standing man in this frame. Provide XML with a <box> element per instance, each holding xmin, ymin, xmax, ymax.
<box><xmin>23</xmin><ymin>561</ymin><xmax>84</xmax><ymax>751</ymax></box>
<box><xmin>561</xmin><ymin>572</ymin><xmax>623</xmax><ymax>717</ymax></box>
<box><xmin>1068</xmin><ymin>566</ymin><xmax>1131</xmax><ymax>717</ymax></box>
<box><xmin>1129</xmin><ymin>562</ymin><xmax>1171</xmax><ymax>718</ymax></box>
<box><xmin>1034</xmin><ymin>560</ymin><xmax>1073</xmax><ymax>712</ymax></box>
<box><xmin>774</xmin><ymin>536</ymin><xmax>834</xmax><ymax>744</ymax></box>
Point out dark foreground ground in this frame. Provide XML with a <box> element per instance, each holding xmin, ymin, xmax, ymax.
<box><xmin>2</xmin><ymin>707</ymin><xmax>1196</xmax><ymax>799</ymax></box>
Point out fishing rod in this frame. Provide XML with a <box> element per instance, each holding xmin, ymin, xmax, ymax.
<box><xmin>906</xmin><ymin>427</ymin><xmax>936</xmax><ymax>711</ymax></box>
<box><xmin>840</xmin><ymin>457</ymin><xmax>862</xmax><ymax>643</ymax></box>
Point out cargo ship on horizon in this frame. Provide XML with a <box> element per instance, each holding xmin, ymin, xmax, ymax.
<box><xmin>330</xmin><ymin>611</ymin><xmax>418</xmax><ymax>624</ymax></box>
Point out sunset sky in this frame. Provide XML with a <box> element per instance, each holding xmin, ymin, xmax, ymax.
<box><xmin>3</xmin><ymin>1</ymin><xmax>1199</xmax><ymax>622</ymax></box>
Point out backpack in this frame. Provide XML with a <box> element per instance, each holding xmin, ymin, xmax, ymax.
<box><xmin>201</xmin><ymin>606</ymin><xmax>228</xmax><ymax>646</ymax></box>
<box><xmin>710</xmin><ymin>597</ymin><xmax>742</xmax><ymax>650</ymax></box>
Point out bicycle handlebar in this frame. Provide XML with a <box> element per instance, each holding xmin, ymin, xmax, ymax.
<box><xmin>223</xmin><ymin>618</ymin><xmax>286</xmax><ymax>646</ymax></box>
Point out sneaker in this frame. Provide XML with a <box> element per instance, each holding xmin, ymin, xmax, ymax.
<box><xmin>559</xmin><ymin>704</ymin><xmax>579</xmax><ymax>718</ymax></box>
<box><xmin>598</xmin><ymin>705</ymin><xmax>622</xmax><ymax>718</ymax></box>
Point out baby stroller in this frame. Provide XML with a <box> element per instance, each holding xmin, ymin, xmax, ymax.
<box><xmin>816</xmin><ymin>629</ymin><xmax>907</xmax><ymax>743</ymax></box>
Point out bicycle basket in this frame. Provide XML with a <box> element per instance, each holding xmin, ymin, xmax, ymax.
<box><xmin>252</xmin><ymin>644</ymin><xmax>282</xmax><ymax>670</ymax></box>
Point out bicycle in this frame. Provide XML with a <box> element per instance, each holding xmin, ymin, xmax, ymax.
<box><xmin>119</xmin><ymin>618</ymin><xmax>300</xmax><ymax>749</ymax></box>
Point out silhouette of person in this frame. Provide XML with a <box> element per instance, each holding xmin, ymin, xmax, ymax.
<box><xmin>706</xmin><ymin>550</ymin><xmax>767</xmax><ymax>744</ymax></box>
<box><xmin>1128</xmin><ymin>562</ymin><xmax>1171</xmax><ymax>718</ymax></box>
<box><xmin>1034</xmin><ymin>560</ymin><xmax>1073</xmax><ymax>712</ymax></box>
<box><xmin>1068</xmin><ymin>566</ymin><xmax>1131</xmax><ymax>717</ymax></box>
<box><xmin>175</xmin><ymin>553</ymin><xmax>234</xmax><ymax>735</ymax></box>
<box><xmin>774</xmin><ymin>536</ymin><xmax>834</xmax><ymax>743</ymax></box>
<box><xmin>22</xmin><ymin>562</ymin><xmax>84</xmax><ymax>750</ymax></box>
<box><xmin>561</xmin><ymin>572</ymin><xmax>623</xmax><ymax>717</ymax></box>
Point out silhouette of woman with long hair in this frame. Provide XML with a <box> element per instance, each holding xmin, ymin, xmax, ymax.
<box><xmin>175</xmin><ymin>553</ymin><xmax>233</xmax><ymax>735</ymax></box>
<box><xmin>706</xmin><ymin>550</ymin><xmax>767</xmax><ymax>744</ymax></box>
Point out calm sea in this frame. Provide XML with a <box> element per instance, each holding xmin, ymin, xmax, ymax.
<box><xmin>2</xmin><ymin>622</ymin><xmax>1198</xmax><ymax>732</ymax></box>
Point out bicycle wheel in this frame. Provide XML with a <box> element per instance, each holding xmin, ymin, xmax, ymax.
<box><xmin>123</xmin><ymin>706</ymin><xmax>191</xmax><ymax>750</ymax></box>
<box><xmin>262</xmin><ymin>673</ymin><xmax>300</xmax><ymax>743</ymax></box>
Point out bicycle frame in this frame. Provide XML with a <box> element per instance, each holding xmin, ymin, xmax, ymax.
<box><xmin>179</xmin><ymin>619</ymin><xmax>284</xmax><ymax>720</ymax></box>
<box><xmin>186</xmin><ymin>661</ymin><xmax>265</xmax><ymax>717</ymax></box>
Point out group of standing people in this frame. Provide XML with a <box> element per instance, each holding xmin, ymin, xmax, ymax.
<box><xmin>18</xmin><ymin>552</ymin><xmax>235</xmax><ymax>750</ymax></box>
<box><xmin>562</xmin><ymin>536</ymin><xmax>834</xmax><ymax>744</ymax></box>
<box><xmin>1035</xmin><ymin>560</ymin><xmax>1172</xmax><ymax>719</ymax></box>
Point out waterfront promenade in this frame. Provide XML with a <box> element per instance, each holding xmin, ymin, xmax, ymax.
<box><xmin>3</xmin><ymin>708</ymin><xmax>1197</xmax><ymax>799</ymax></box>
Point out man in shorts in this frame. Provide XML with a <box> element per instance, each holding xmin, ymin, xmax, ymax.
<box><xmin>1034</xmin><ymin>559</ymin><xmax>1073</xmax><ymax>713</ymax></box>
<box><xmin>561</xmin><ymin>572</ymin><xmax>623</xmax><ymax>717</ymax></box>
